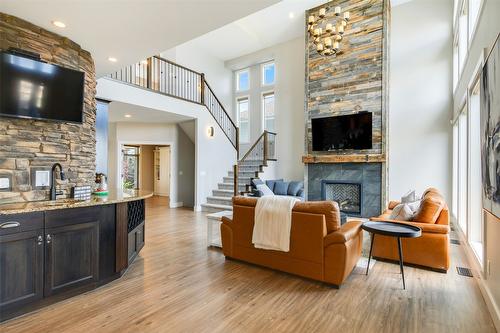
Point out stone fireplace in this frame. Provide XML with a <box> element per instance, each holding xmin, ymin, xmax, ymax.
<box><xmin>303</xmin><ymin>0</ymin><xmax>389</xmax><ymax>218</ymax></box>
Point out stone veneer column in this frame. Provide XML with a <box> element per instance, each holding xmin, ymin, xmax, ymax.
<box><xmin>304</xmin><ymin>0</ymin><xmax>390</xmax><ymax>211</ymax></box>
<box><xmin>0</xmin><ymin>13</ymin><xmax>96</xmax><ymax>203</ymax></box>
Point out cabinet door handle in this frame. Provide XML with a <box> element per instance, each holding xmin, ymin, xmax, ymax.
<box><xmin>46</xmin><ymin>234</ymin><xmax>52</xmax><ymax>244</ymax></box>
<box><xmin>0</xmin><ymin>222</ymin><xmax>20</xmax><ymax>229</ymax></box>
<box><xmin>37</xmin><ymin>235</ymin><xmax>43</xmax><ymax>245</ymax></box>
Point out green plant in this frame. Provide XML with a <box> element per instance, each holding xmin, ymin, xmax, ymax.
<box><xmin>123</xmin><ymin>180</ymin><xmax>135</xmax><ymax>189</ymax></box>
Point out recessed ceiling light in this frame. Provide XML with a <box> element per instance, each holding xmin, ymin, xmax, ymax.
<box><xmin>108</xmin><ymin>57</ymin><xmax>118</xmax><ymax>62</ymax></box>
<box><xmin>51</xmin><ymin>20</ymin><xmax>66</xmax><ymax>28</ymax></box>
<box><xmin>289</xmin><ymin>12</ymin><xmax>295</xmax><ymax>19</ymax></box>
<box><xmin>124</xmin><ymin>114</ymin><xmax>132</xmax><ymax>118</ymax></box>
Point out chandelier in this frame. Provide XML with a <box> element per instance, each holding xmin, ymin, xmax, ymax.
<box><xmin>307</xmin><ymin>4</ymin><xmax>350</xmax><ymax>56</ymax></box>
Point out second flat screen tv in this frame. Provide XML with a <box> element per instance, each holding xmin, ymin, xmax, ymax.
<box><xmin>312</xmin><ymin>112</ymin><xmax>372</xmax><ymax>151</ymax></box>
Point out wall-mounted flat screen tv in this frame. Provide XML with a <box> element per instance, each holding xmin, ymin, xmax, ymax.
<box><xmin>312</xmin><ymin>112</ymin><xmax>373</xmax><ymax>151</ymax></box>
<box><xmin>0</xmin><ymin>51</ymin><xmax>84</xmax><ymax>123</ymax></box>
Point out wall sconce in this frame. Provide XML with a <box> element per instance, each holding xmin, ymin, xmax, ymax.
<box><xmin>207</xmin><ymin>126</ymin><xmax>214</xmax><ymax>137</ymax></box>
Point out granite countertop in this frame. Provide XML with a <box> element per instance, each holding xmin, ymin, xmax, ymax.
<box><xmin>0</xmin><ymin>189</ymin><xmax>153</xmax><ymax>215</ymax></box>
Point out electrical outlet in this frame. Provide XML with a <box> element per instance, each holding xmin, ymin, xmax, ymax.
<box><xmin>0</xmin><ymin>178</ymin><xmax>10</xmax><ymax>189</ymax></box>
<box><xmin>35</xmin><ymin>170</ymin><xmax>50</xmax><ymax>187</ymax></box>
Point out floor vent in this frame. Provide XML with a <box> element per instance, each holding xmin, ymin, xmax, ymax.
<box><xmin>457</xmin><ymin>267</ymin><xmax>473</xmax><ymax>277</ymax></box>
<box><xmin>450</xmin><ymin>239</ymin><xmax>461</xmax><ymax>245</ymax></box>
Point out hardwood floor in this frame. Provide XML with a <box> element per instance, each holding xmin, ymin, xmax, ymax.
<box><xmin>1</xmin><ymin>196</ymin><xmax>496</xmax><ymax>333</ymax></box>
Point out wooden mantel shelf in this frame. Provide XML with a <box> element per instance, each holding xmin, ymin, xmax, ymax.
<box><xmin>302</xmin><ymin>154</ymin><xmax>386</xmax><ymax>164</ymax></box>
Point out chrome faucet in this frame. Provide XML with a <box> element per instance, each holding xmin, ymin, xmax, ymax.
<box><xmin>50</xmin><ymin>163</ymin><xmax>66</xmax><ymax>200</ymax></box>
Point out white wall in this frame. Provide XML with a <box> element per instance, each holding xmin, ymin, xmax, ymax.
<box><xmin>389</xmin><ymin>0</ymin><xmax>453</xmax><ymax>202</ymax></box>
<box><xmin>98</xmin><ymin>78</ymin><xmax>236</xmax><ymax>210</ymax></box>
<box><xmin>225</xmin><ymin>37</ymin><xmax>306</xmax><ymax>181</ymax></box>
<box><xmin>160</xmin><ymin>42</ymin><xmax>233</xmax><ymax>114</ymax></box>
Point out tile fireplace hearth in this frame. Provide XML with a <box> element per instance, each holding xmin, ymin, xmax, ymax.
<box><xmin>307</xmin><ymin>163</ymin><xmax>382</xmax><ymax>218</ymax></box>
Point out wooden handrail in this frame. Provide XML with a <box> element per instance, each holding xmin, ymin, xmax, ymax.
<box><xmin>203</xmin><ymin>80</ymin><xmax>238</xmax><ymax>130</ymax></box>
<box><xmin>151</xmin><ymin>55</ymin><xmax>202</xmax><ymax>75</ymax></box>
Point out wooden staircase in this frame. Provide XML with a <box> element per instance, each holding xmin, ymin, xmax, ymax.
<box><xmin>201</xmin><ymin>131</ymin><xmax>276</xmax><ymax>212</ymax></box>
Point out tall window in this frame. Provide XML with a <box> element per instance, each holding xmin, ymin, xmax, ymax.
<box><xmin>262</xmin><ymin>92</ymin><xmax>275</xmax><ymax>132</ymax></box>
<box><xmin>453</xmin><ymin>40</ymin><xmax>459</xmax><ymax>90</ymax></box>
<box><xmin>468</xmin><ymin>0</ymin><xmax>482</xmax><ymax>40</ymax></box>
<box><xmin>236</xmin><ymin>69</ymin><xmax>249</xmax><ymax>91</ymax></box>
<box><xmin>262</xmin><ymin>62</ymin><xmax>275</xmax><ymax>86</ymax></box>
<box><xmin>122</xmin><ymin>146</ymin><xmax>140</xmax><ymax>190</ymax></box>
<box><xmin>458</xmin><ymin>2</ymin><xmax>468</xmax><ymax>72</ymax></box>
<box><xmin>457</xmin><ymin>109</ymin><xmax>468</xmax><ymax>235</ymax></box>
<box><xmin>237</xmin><ymin>97</ymin><xmax>250</xmax><ymax>143</ymax></box>
<box><xmin>468</xmin><ymin>78</ymin><xmax>483</xmax><ymax>263</ymax></box>
<box><xmin>452</xmin><ymin>123</ymin><xmax>459</xmax><ymax>220</ymax></box>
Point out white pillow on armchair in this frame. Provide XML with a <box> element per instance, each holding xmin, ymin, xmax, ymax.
<box><xmin>389</xmin><ymin>203</ymin><xmax>414</xmax><ymax>221</ymax></box>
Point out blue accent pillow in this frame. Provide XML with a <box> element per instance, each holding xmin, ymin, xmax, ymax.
<box><xmin>274</xmin><ymin>181</ymin><xmax>289</xmax><ymax>195</ymax></box>
<box><xmin>287</xmin><ymin>181</ymin><xmax>303</xmax><ymax>196</ymax></box>
<box><xmin>265</xmin><ymin>179</ymin><xmax>283</xmax><ymax>192</ymax></box>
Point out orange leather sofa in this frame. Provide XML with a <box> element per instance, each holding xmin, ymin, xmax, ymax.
<box><xmin>370</xmin><ymin>188</ymin><xmax>450</xmax><ymax>271</ymax></box>
<box><xmin>221</xmin><ymin>196</ymin><xmax>363</xmax><ymax>287</ymax></box>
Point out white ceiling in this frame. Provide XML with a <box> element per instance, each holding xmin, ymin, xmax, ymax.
<box><xmin>183</xmin><ymin>0</ymin><xmax>326</xmax><ymax>61</ymax></box>
<box><xmin>0</xmin><ymin>0</ymin><xmax>279</xmax><ymax>77</ymax></box>
<box><xmin>174</xmin><ymin>0</ymin><xmax>415</xmax><ymax>62</ymax></box>
<box><xmin>108</xmin><ymin>102</ymin><xmax>193</xmax><ymax>123</ymax></box>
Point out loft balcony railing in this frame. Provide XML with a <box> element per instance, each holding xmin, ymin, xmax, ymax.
<box><xmin>109</xmin><ymin>56</ymin><xmax>238</xmax><ymax>153</ymax></box>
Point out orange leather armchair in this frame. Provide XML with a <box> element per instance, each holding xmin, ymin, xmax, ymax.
<box><xmin>370</xmin><ymin>188</ymin><xmax>450</xmax><ymax>271</ymax></box>
<box><xmin>221</xmin><ymin>196</ymin><xmax>363</xmax><ymax>287</ymax></box>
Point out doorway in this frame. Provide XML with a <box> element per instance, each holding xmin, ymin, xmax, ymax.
<box><xmin>121</xmin><ymin>144</ymin><xmax>171</xmax><ymax>202</ymax></box>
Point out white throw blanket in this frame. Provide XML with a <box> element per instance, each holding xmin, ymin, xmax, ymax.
<box><xmin>252</xmin><ymin>196</ymin><xmax>299</xmax><ymax>252</ymax></box>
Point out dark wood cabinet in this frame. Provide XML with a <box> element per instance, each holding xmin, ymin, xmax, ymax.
<box><xmin>0</xmin><ymin>230</ymin><xmax>44</xmax><ymax>315</ymax></box>
<box><xmin>0</xmin><ymin>212</ymin><xmax>44</xmax><ymax>320</ymax></box>
<box><xmin>44</xmin><ymin>221</ymin><xmax>99</xmax><ymax>297</ymax></box>
<box><xmin>0</xmin><ymin>199</ymin><xmax>145</xmax><ymax>322</ymax></box>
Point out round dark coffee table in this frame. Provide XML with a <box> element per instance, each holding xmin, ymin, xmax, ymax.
<box><xmin>362</xmin><ymin>221</ymin><xmax>422</xmax><ymax>289</ymax></box>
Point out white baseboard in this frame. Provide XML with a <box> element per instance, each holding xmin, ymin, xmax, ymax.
<box><xmin>194</xmin><ymin>205</ymin><xmax>202</xmax><ymax>212</ymax></box>
<box><xmin>454</xmin><ymin>223</ymin><xmax>500</xmax><ymax>331</ymax></box>
<box><xmin>169</xmin><ymin>201</ymin><xmax>183</xmax><ymax>208</ymax></box>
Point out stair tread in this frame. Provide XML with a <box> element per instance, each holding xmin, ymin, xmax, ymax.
<box><xmin>201</xmin><ymin>203</ymin><xmax>233</xmax><ymax>209</ymax></box>
<box><xmin>207</xmin><ymin>196</ymin><xmax>232</xmax><ymax>201</ymax></box>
